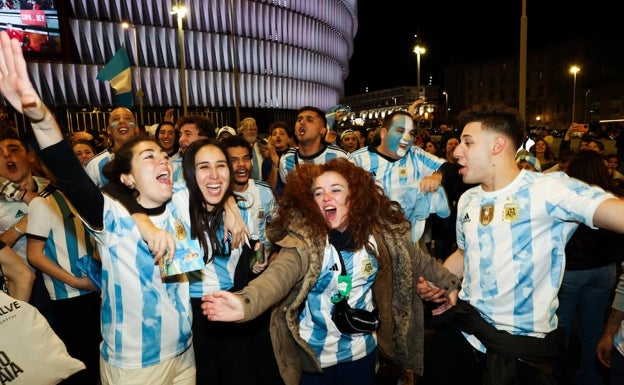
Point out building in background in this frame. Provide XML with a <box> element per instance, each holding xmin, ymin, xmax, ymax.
<box><xmin>343</xmin><ymin>39</ymin><xmax>624</xmax><ymax>138</ymax></box>
<box><xmin>11</xmin><ymin>0</ymin><xmax>358</xmax><ymax>132</ymax></box>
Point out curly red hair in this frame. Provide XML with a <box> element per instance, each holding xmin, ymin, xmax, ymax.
<box><xmin>269</xmin><ymin>158</ymin><xmax>408</xmax><ymax>249</ymax></box>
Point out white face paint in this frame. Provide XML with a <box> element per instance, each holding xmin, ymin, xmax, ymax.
<box><xmin>381</xmin><ymin>115</ymin><xmax>414</xmax><ymax>160</ymax></box>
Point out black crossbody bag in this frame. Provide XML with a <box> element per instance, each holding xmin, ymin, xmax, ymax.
<box><xmin>330</xmin><ymin>248</ymin><xmax>381</xmax><ymax>334</ymax></box>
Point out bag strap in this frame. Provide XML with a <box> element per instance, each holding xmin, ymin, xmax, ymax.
<box><xmin>334</xmin><ymin>247</ymin><xmax>347</xmax><ymax>275</ymax></box>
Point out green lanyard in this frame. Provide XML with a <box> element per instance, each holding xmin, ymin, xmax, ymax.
<box><xmin>330</xmin><ymin>248</ymin><xmax>352</xmax><ymax>304</ymax></box>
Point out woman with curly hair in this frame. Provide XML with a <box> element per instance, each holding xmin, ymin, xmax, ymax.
<box><xmin>201</xmin><ymin>157</ymin><xmax>460</xmax><ymax>385</ymax></box>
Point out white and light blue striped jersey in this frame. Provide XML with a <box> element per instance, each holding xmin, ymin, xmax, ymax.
<box><xmin>456</xmin><ymin>170</ymin><xmax>614</xmax><ymax>350</ymax></box>
<box><xmin>299</xmin><ymin>237</ymin><xmax>378</xmax><ymax>368</ymax></box>
<box><xmin>279</xmin><ymin>145</ymin><xmax>348</xmax><ymax>183</ymax></box>
<box><xmin>86</xmin><ymin>193</ymin><xmax>198</xmax><ymax>369</ymax></box>
<box><xmin>234</xmin><ymin>179</ymin><xmax>276</xmax><ymax>255</ymax></box>
<box><xmin>349</xmin><ymin>145</ymin><xmax>447</xmax><ymax>242</ymax></box>
<box><xmin>170</xmin><ymin>153</ymin><xmax>183</xmax><ymax>183</ymax></box>
<box><xmin>0</xmin><ymin>176</ymin><xmax>49</xmax><ymax>266</ymax></box>
<box><xmin>170</xmin><ymin>186</ymin><xmax>252</xmax><ymax>297</ymax></box>
<box><xmin>26</xmin><ymin>190</ymin><xmax>97</xmax><ymax>300</ymax></box>
<box><xmin>85</xmin><ymin>149</ymin><xmax>113</xmax><ymax>188</ymax></box>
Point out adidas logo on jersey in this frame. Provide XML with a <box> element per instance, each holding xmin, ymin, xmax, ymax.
<box><xmin>461</xmin><ymin>213</ymin><xmax>471</xmax><ymax>223</ymax></box>
<box><xmin>329</xmin><ymin>263</ymin><xmax>339</xmax><ymax>271</ymax></box>
<box><xmin>14</xmin><ymin>209</ymin><xmax>26</xmax><ymax>219</ymax></box>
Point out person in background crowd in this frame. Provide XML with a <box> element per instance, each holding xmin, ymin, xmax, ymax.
<box><xmin>588</xmin><ymin>138</ymin><xmax>605</xmax><ymax>154</ymax></box>
<box><xmin>418</xmin><ymin>103</ymin><xmax>624</xmax><ymax>385</ymax></box>
<box><xmin>264</xmin><ymin>120</ymin><xmax>293</xmax><ymax>195</ymax></box>
<box><xmin>516</xmin><ymin>153</ymin><xmax>542</xmax><ymax>172</ymax></box>
<box><xmin>428</xmin><ymin>135</ymin><xmax>477</xmax><ymax>261</ymax></box>
<box><xmin>557</xmin><ymin>149</ymin><xmax>624</xmax><ymax>385</ymax></box>
<box><xmin>72</xmin><ymin>139</ymin><xmax>96</xmax><ymax>167</ymax></box>
<box><xmin>84</xmin><ymin>107</ymin><xmax>139</xmax><ymax>188</ymax></box>
<box><xmin>606</xmin><ymin>153</ymin><xmax>624</xmax><ymax>187</ymax></box>
<box><xmin>0</xmin><ymin>128</ymin><xmax>52</xmax><ymax>321</ymax></box>
<box><xmin>278</xmin><ymin>106</ymin><xmax>348</xmax><ymax>187</ymax></box>
<box><xmin>559</xmin><ymin>123</ymin><xmax>591</xmax><ymax>156</ymax></box>
<box><xmin>529</xmin><ymin>137</ymin><xmax>556</xmax><ymax>171</ymax></box>
<box><xmin>154</xmin><ymin>120</ymin><xmax>180</xmax><ymax>157</ymax></box>
<box><xmin>0</xmin><ymin>104</ymin><xmax>16</xmax><ymax>131</ymax></box>
<box><xmin>27</xmin><ymin>185</ymin><xmax>102</xmax><ymax>385</ymax></box>
<box><xmin>238</xmin><ymin>117</ymin><xmax>263</xmax><ymax>181</ymax></box>
<box><xmin>201</xmin><ymin>158</ymin><xmax>460</xmax><ymax>385</ymax></box>
<box><xmin>349</xmin><ymin>109</ymin><xmax>449</xmax><ymax>244</ymax></box>
<box><xmin>423</xmin><ymin>138</ymin><xmax>441</xmax><ymax>157</ymax></box>
<box><xmin>339</xmin><ymin>129</ymin><xmax>360</xmax><ymax>153</ymax></box>
<box><xmin>177</xmin><ymin>114</ymin><xmax>216</xmax><ymax>155</ymax></box>
<box><xmin>543</xmin><ymin>149</ymin><xmax>575</xmax><ymax>174</ymax></box>
<box><xmin>174</xmin><ymin>113</ymin><xmax>216</xmax><ymax>182</ymax></box>
<box><xmin>221</xmin><ymin>135</ymin><xmax>276</xmax><ymax>260</ymax></box>
<box><xmin>216</xmin><ymin>126</ymin><xmax>236</xmax><ymax>141</ymax></box>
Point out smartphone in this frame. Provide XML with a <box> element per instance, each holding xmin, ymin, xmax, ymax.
<box><xmin>571</xmin><ymin>123</ymin><xmax>589</xmax><ymax>138</ymax></box>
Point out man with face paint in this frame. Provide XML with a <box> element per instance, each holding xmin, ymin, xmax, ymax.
<box><xmin>85</xmin><ymin>107</ymin><xmax>139</xmax><ymax>188</ymax></box>
<box><xmin>349</xmin><ymin>109</ymin><xmax>450</xmax><ymax>243</ymax></box>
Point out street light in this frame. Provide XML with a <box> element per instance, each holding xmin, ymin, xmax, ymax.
<box><xmin>171</xmin><ymin>4</ymin><xmax>188</xmax><ymax>115</ymax></box>
<box><xmin>413</xmin><ymin>36</ymin><xmax>426</xmax><ymax>99</ymax></box>
<box><xmin>442</xmin><ymin>91</ymin><xmax>448</xmax><ymax>124</ymax></box>
<box><xmin>584</xmin><ymin>89</ymin><xmax>591</xmax><ymax>123</ymax></box>
<box><xmin>570</xmin><ymin>65</ymin><xmax>580</xmax><ymax>123</ymax></box>
<box><xmin>122</xmin><ymin>22</ymin><xmax>144</xmax><ymax>125</ymax></box>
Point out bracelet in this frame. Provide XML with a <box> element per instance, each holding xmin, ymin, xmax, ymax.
<box><xmin>11</xmin><ymin>225</ymin><xmax>23</xmax><ymax>236</ymax></box>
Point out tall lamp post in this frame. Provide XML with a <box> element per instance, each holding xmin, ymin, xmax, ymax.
<box><xmin>413</xmin><ymin>36</ymin><xmax>426</xmax><ymax>99</ymax></box>
<box><xmin>570</xmin><ymin>65</ymin><xmax>580</xmax><ymax>123</ymax></box>
<box><xmin>122</xmin><ymin>22</ymin><xmax>144</xmax><ymax>125</ymax></box>
<box><xmin>442</xmin><ymin>91</ymin><xmax>448</xmax><ymax>124</ymax></box>
<box><xmin>584</xmin><ymin>89</ymin><xmax>591</xmax><ymax>123</ymax></box>
<box><xmin>172</xmin><ymin>4</ymin><xmax>188</xmax><ymax>115</ymax></box>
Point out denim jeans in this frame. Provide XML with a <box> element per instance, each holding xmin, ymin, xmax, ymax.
<box><xmin>557</xmin><ymin>263</ymin><xmax>617</xmax><ymax>385</ymax></box>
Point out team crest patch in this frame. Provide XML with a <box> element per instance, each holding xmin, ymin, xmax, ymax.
<box><xmin>399</xmin><ymin>167</ymin><xmax>407</xmax><ymax>178</ymax></box>
<box><xmin>480</xmin><ymin>204</ymin><xmax>494</xmax><ymax>226</ymax></box>
<box><xmin>361</xmin><ymin>257</ymin><xmax>375</xmax><ymax>276</ymax></box>
<box><xmin>503</xmin><ymin>202</ymin><xmax>520</xmax><ymax>223</ymax></box>
<box><xmin>174</xmin><ymin>219</ymin><xmax>186</xmax><ymax>240</ymax></box>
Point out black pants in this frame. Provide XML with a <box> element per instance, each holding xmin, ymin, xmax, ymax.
<box><xmin>51</xmin><ymin>291</ymin><xmax>102</xmax><ymax>385</ymax></box>
<box><xmin>421</xmin><ymin>324</ymin><xmax>562</xmax><ymax>385</ymax></box>
<box><xmin>191</xmin><ymin>297</ymin><xmax>284</xmax><ymax>385</ymax></box>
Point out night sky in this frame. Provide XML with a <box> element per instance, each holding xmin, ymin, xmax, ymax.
<box><xmin>344</xmin><ymin>1</ymin><xmax>624</xmax><ymax>96</ymax></box>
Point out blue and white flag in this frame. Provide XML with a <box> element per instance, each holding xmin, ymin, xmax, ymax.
<box><xmin>97</xmin><ymin>46</ymin><xmax>132</xmax><ymax>108</ymax></box>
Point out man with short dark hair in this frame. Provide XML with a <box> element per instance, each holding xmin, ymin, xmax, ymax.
<box><xmin>419</xmin><ymin>103</ymin><xmax>624</xmax><ymax>384</ymax></box>
<box><xmin>177</xmin><ymin>114</ymin><xmax>216</xmax><ymax>154</ymax></box>
<box><xmin>174</xmin><ymin>114</ymin><xmax>216</xmax><ymax>181</ymax></box>
<box><xmin>278</xmin><ymin>106</ymin><xmax>348</xmax><ymax>187</ymax></box>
